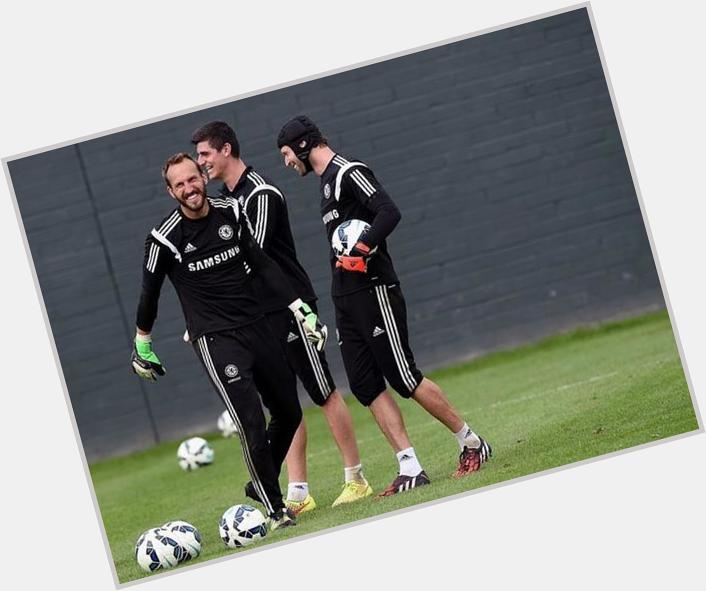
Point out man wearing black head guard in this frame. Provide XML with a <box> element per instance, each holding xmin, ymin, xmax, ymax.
<box><xmin>277</xmin><ymin>115</ymin><xmax>324</xmax><ymax>175</ymax></box>
<box><xmin>278</xmin><ymin>116</ymin><xmax>492</xmax><ymax>497</ymax></box>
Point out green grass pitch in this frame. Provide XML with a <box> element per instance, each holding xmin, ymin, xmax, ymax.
<box><xmin>89</xmin><ymin>310</ymin><xmax>698</xmax><ymax>583</ymax></box>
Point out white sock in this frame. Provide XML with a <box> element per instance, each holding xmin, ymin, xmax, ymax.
<box><xmin>454</xmin><ymin>423</ymin><xmax>481</xmax><ymax>450</ymax></box>
<box><xmin>396</xmin><ymin>447</ymin><xmax>423</xmax><ymax>476</ymax></box>
<box><xmin>287</xmin><ymin>482</ymin><xmax>309</xmax><ymax>502</ymax></box>
<box><xmin>344</xmin><ymin>464</ymin><xmax>365</xmax><ymax>483</ymax></box>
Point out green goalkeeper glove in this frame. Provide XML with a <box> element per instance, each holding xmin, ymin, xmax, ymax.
<box><xmin>131</xmin><ymin>334</ymin><xmax>166</xmax><ymax>381</ymax></box>
<box><xmin>289</xmin><ymin>299</ymin><xmax>328</xmax><ymax>352</ymax></box>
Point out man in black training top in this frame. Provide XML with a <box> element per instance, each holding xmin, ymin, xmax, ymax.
<box><xmin>191</xmin><ymin>121</ymin><xmax>371</xmax><ymax>513</ymax></box>
<box><xmin>277</xmin><ymin>116</ymin><xmax>492</xmax><ymax>496</ymax></box>
<box><xmin>131</xmin><ymin>152</ymin><xmax>327</xmax><ymax>528</ymax></box>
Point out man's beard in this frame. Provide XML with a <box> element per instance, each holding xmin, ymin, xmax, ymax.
<box><xmin>289</xmin><ymin>160</ymin><xmax>309</xmax><ymax>177</ymax></box>
<box><xmin>178</xmin><ymin>187</ymin><xmax>206</xmax><ymax>211</ymax></box>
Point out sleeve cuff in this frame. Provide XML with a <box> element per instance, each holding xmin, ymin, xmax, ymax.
<box><xmin>288</xmin><ymin>298</ymin><xmax>304</xmax><ymax>313</ymax></box>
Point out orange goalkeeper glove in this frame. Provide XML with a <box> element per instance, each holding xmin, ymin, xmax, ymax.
<box><xmin>336</xmin><ymin>241</ymin><xmax>373</xmax><ymax>273</ymax></box>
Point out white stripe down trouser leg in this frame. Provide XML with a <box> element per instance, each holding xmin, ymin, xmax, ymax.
<box><xmin>295</xmin><ymin>318</ymin><xmax>331</xmax><ymax>401</ymax></box>
<box><xmin>374</xmin><ymin>286</ymin><xmax>417</xmax><ymax>393</ymax></box>
<box><xmin>197</xmin><ymin>336</ymin><xmax>275</xmax><ymax>514</ymax></box>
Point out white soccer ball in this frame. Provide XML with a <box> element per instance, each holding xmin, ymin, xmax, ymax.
<box><xmin>134</xmin><ymin>528</ymin><xmax>184</xmax><ymax>573</ymax></box>
<box><xmin>217</xmin><ymin>410</ymin><xmax>239</xmax><ymax>438</ymax></box>
<box><xmin>162</xmin><ymin>520</ymin><xmax>202</xmax><ymax>562</ymax></box>
<box><xmin>331</xmin><ymin>219</ymin><xmax>374</xmax><ymax>257</ymax></box>
<box><xmin>219</xmin><ymin>504</ymin><xmax>268</xmax><ymax>548</ymax></box>
<box><xmin>177</xmin><ymin>437</ymin><xmax>214</xmax><ymax>471</ymax></box>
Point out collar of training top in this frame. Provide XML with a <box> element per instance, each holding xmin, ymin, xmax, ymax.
<box><xmin>220</xmin><ymin>165</ymin><xmax>254</xmax><ymax>197</ymax></box>
<box><xmin>177</xmin><ymin>198</ymin><xmax>216</xmax><ymax>224</ymax></box>
<box><xmin>320</xmin><ymin>153</ymin><xmax>342</xmax><ymax>181</ymax></box>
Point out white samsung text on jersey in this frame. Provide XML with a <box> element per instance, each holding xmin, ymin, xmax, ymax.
<box><xmin>187</xmin><ymin>246</ymin><xmax>241</xmax><ymax>272</ymax></box>
<box><xmin>322</xmin><ymin>209</ymin><xmax>339</xmax><ymax>224</ymax></box>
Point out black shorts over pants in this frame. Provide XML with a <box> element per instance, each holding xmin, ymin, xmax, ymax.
<box><xmin>334</xmin><ymin>283</ymin><xmax>423</xmax><ymax>406</ymax></box>
<box><xmin>265</xmin><ymin>303</ymin><xmax>336</xmax><ymax>406</ymax></box>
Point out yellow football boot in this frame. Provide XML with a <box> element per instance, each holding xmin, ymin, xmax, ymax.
<box><xmin>331</xmin><ymin>479</ymin><xmax>373</xmax><ymax>507</ymax></box>
<box><xmin>285</xmin><ymin>494</ymin><xmax>317</xmax><ymax>516</ymax></box>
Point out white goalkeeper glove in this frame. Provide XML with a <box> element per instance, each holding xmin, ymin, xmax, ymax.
<box><xmin>289</xmin><ymin>298</ymin><xmax>328</xmax><ymax>352</ymax></box>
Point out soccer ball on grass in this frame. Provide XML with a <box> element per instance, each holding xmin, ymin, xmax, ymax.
<box><xmin>134</xmin><ymin>528</ymin><xmax>184</xmax><ymax>573</ymax></box>
<box><xmin>177</xmin><ymin>437</ymin><xmax>214</xmax><ymax>471</ymax></box>
<box><xmin>219</xmin><ymin>504</ymin><xmax>267</xmax><ymax>548</ymax></box>
<box><xmin>217</xmin><ymin>410</ymin><xmax>239</xmax><ymax>437</ymax></box>
<box><xmin>162</xmin><ymin>520</ymin><xmax>202</xmax><ymax>561</ymax></box>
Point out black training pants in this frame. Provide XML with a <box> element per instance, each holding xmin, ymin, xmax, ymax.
<box><xmin>193</xmin><ymin>320</ymin><xmax>302</xmax><ymax>515</ymax></box>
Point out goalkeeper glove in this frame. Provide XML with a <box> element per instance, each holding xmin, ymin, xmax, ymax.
<box><xmin>131</xmin><ymin>334</ymin><xmax>166</xmax><ymax>381</ymax></box>
<box><xmin>289</xmin><ymin>299</ymin><xmax>328</xmax><ymax>352</ymax></box>
<box><xmin>336</xmin><ymin>241</ymin><xmax>374</xmax><ymax>273</ymax></box>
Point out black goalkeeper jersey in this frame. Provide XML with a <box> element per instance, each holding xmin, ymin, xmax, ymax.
<box><xmin>319</xmin><ymin>153</ymin><xmax>401</xmax><ymax>296</ymax></box>
<box><xmin>135</xmin><ymin>196</ymin><xmax>296</xmax><ymax>341</ymax></box>
<box><xmin>220</xmin><ymin>166</ymin><xmax>317</xmax><ymax>312</ymax></box>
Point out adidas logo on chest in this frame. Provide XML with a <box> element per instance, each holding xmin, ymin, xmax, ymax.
<box><xmin>372</xmin><ymin>326</ymin><xmax>385</xmax><ymax>337</ymax></box>
<box><xmin>184</xmin><ymin>242</ymin><xmax>197</xmax><ymax>253</ymax></box>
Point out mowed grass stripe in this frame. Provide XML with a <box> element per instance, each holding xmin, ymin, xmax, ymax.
<box><xmin>88</xmin><ymin>311</ymin><xmax>697</xmax><ymax>582</ymax></box>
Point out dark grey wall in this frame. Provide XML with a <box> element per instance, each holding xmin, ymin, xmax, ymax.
<box><xmin>8</xmin><ymin>9</ymin><xmax>663</xmax><ymax>461</ymax></box>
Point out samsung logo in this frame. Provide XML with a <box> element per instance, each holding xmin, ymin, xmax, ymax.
<box><xmin>187</xmin><ymin>246</ymin><xmax>240</xmax><ymax>271</ymax></box>
<box><xmin>322</xmin><ymin>209</ymin><xmax>339</xmax><ymax>225</ymax></box>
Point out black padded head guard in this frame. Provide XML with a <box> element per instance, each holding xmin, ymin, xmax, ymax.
<box><xmin>277</xmin><ymin>115</ymin><xmax>323</xmax><ymax>174</ymax></box>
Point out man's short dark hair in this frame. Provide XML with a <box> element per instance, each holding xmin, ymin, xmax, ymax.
<box><xmin>162</xmin><ymin>152</ymin><xmax>202</xmax><ymax>188</ymax></box>
<box><xmin>191</xmin><ymin>121</ymin><xmax>240</xmax><ymax>158</ymax></box>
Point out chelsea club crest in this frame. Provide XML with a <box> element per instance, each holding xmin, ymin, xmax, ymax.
<box><xmin>218</xmin><ymin>224</ymin><xmax>234</xmax><ymax>240</ymax></box>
